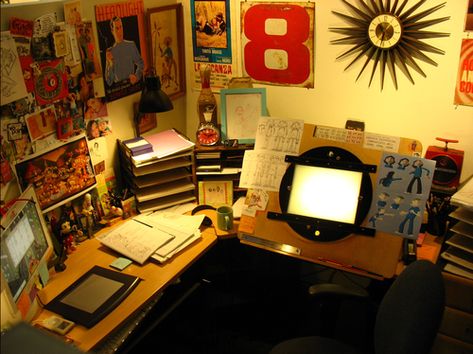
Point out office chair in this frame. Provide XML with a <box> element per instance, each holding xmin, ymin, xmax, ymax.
<box><xmin>270</xmin><ymin>260</ymin><xmax>445</xmax><ymax>354</ymax></box>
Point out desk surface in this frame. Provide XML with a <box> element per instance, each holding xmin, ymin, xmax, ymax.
<box><xmin>35</xmin><ymin>228</ymin><xmax>217</xmax><ymax>352</ymax></box>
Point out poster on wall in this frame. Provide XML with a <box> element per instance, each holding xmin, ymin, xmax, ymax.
<box><xmin>190</xmin><ymin>0</ymin><xmax>234</xmax><ymax>89</ymax></box>
<box><xmin>454</xmin><ymin>39</ymin><xmax>473</xmax><ymax>107</ymax></box>
<box><xmin>1</xmin><ymin>31</ymin><xmax>29</xmax><ymax>106</ymax></box>
<box><xmin>95</xmin><ymin>0</ymin><xmax>147</xmax><ymax>102</ymax></box>
<box><xmin>240</xmin><ymin>2</ymin><xmax>315</xmax><ymax>88</ymax></box>
<box><xmin>148</xmin><ymin>4</ymin><xmax>186</xmax><ymax>100</ymax></box>
<box><xmin>466</xmin><ymin>0</ymin><xmax>473</xmax><ymax>31</ymax></box>
<box><xmin>365</xmin><ymin>153</ymin><xmax>435</xmax><ymax>240</ymax></box>
<box><xmin>15</xmin><ymin>135</ymin><xmax>96</xmax><ymax>213</ymax></box>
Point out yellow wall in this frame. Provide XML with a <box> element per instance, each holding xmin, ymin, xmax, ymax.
<box><xmin>2</xmin><ymin>0</ymin><xmax>471</xmax><ymax>183</ymax></box>
<box><xmin>182</xmin><ymin>0</ymin><xmax>473</xmax><ymax>182</ymax></box>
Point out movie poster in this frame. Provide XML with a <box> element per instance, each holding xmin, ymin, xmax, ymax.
<box><xmin>190</xmin><ymin>0</ymin><xmax>234</xmax><ymax>89</ymax></box>
<box><xmin>95</xmin><ymin>0</ymin><xmax>147</xmax><ymax>101</ymax></box>
<box><xmin>454</xmin><ymin>39</ymin><xmax>473</xmax><ymax>107</ymax></box>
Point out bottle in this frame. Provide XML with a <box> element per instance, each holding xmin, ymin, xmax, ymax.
<box><xmin>197</xmin><ymin>64</ymin><xmax>217</xmax><ymax>126</ymax></box>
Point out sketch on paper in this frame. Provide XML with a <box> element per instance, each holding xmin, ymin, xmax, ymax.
<box><xmin>1</xmin><ymin>31</ymin><xmax>28</xmax><ymax>105</ymax></box>
<box><xmin>239</xmin><ymin>150</ymin><xmax>288</xmax><ymax>191</ymax></box>
<box><xmin>255</xmin><ymin>117</ymin><xmax>304</xmax><ymax>154</ymax></box>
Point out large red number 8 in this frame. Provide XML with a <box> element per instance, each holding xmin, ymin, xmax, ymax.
<box><xmin>244</xmin><ymin>4</ymin><xmax>310</xmax><ymax>84</ymax></box>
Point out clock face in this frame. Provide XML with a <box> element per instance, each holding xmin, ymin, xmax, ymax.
<box><xmin>331</xmin><ymin>0</ymin><xmax>450</xmax><ymax>90</ymax></box>
<box><xmin>197</xmin><ymin>126</ymin><xmax>220</xmax><ymax>146</ymax></box>
<box><xmin>368</xmin><ymin>14</ymin><xmax>401</xmax><ymax>49</ymax></box>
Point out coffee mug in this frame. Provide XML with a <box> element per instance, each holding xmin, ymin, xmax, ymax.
<box><xmin>216</xmin><ymin>205</ymin><xmax>233</xmax><ymax>231</ymax></box>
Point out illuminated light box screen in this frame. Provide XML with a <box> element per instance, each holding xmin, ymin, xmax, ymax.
<box><xmin>287</xmin><ymin>165</ymin><xmax>363</xmax><ymax>224</ymax></box>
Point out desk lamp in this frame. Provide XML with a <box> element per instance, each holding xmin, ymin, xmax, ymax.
<box><xmin>135</xmin><ymin>69</ymin><xmax>173</xmax><ymax>135</ymax></box>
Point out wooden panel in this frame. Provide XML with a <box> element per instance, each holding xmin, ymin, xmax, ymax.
<box><xmin>239</xmin><ymin>124</ymin><xmax>423</xmax><ymax>279</ymax></box>
<box><xmin>35</xmin><ymin>228</ymin><xmax>217</xmax><ymax>352</ymax></box>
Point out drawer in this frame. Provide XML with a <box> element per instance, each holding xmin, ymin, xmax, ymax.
<box><xmin>443</xmin><ymin>272</ymin><xmax>473</xmax><ymax>313</ymax></box>
<box><xmin>430</xmin><ymin>333</ymin><xmax>473</xmax><ymax>354</ymax></box>
<box><xmin>438</xmin><ymin>306</ymin><xmax>473</xmax><ymax>344</ymax></box>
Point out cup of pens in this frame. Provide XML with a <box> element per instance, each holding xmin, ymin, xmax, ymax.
<box><xmin>426</xmin><ymin>193</ymin><xmax>451</xmax><ymax>236</ymax></box>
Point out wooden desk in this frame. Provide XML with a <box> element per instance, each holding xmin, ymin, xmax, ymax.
<box><xmin>35</xmin><ymin>229</ymin><xmax>217</xmax><ymax>352</ymax></box>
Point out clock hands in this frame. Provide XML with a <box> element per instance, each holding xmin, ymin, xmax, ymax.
<box><xmin>331</xmin><ymin>0</ymin><xmax>449</xmax><ymax>90</ymax></box>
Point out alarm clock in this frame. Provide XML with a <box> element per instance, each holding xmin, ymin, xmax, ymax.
<box><xmin>425</xmin><ymin>138</ymin><xmax>464</xmax><ymax>190</ymax></box>
<box><xmin>196</xmin><ymin>120</ymin><xmax>220</xmax><ymax>146</ymax></box>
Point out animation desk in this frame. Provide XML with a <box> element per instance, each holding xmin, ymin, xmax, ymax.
<box><xmin>238</xmin><ymin>124</ymin><xmax>424</xmax><ymax>280</ymax></box>
<box><xmin>35</xmin><ymin>225</ymin><xmax>217</xmax><ymax>352</ymax></box>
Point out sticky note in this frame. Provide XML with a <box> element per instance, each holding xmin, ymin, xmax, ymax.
<box><xmin>110</xmin><ymin>257</ymin><xmax>132</xmax><ymax>270</ymax></box>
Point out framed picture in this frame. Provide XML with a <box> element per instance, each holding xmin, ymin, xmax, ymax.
<box><xmin>147</xmin><ymin>4</ymin><xmax>186</xmax><ymax>100</ymax></box>
<box><xmin>198</xmin><ymin>180</ymin><xmax>233</xmax><ymax>207</ymax></box>
<box><xmin>15</xmin><ymin>135</ymin><xmax>96</xmax><ymax>213</ymax></box>
<box><xmin>220</xmin><ymin>88</ymin><xmax>267</xmax><ymax>144</ymax></box>
<box><xmin>133</xmin><ymin>102</ymin><xmax>157</xmax><ymax>136</ymax></box>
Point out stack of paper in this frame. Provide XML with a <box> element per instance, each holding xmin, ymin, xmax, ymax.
<box><xmin>99</xmin><ymin>212</ymin><xmax>204</xmax><ymax>264</ymax></box>
<box><xmin>451</xmin><ymin>175</ymin><xmax>473</xmax><ymax>210</ymax></box>
<box><xmin>133</xmin><ymin>212</ymin><xmax>205</xmax><ymax>263</ymax></box>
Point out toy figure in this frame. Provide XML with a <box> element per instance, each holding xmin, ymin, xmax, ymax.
<box><xmin>82</xmin><ymin>193</ymin><xmax>95</xmax><ymax>237</ymax></box>
<box><xmin>59</xmin><ymin>220</ymin><xmax>77</xmax><ymax>254</ymax></box>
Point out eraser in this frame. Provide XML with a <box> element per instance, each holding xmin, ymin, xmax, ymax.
<box><xmin>110</xmin><ymin>257</ymin><xmax>132</xmax><ymax>270</ymax></box>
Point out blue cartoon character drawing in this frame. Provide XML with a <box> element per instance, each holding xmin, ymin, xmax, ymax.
<box><xmin>383</xmin><ymin>155</ymin><xmax>395</xmax><ymax>168</ymax></box>
<box><xmin>391</xmin><ymin>195</ymin><xmax>405</xmax><ymax>209</ymax></box>
<box><xmin>377</xmin><ymin>192</ymin><xmax>390</xmax><ymax>208</ymax></box>
<box><xmin>368</xmin><ymin>207</ymin><xmax>394</xmax><ymax>227</ymax></box>
<box><xmin>397</xmin><ymin>157</ymin><xmax>410</xmax><ymax>170</ymax></box>
<box><xmin>379</xmin><ymin>171</ymin><xmax>402</xmax><ymax>187</ymax></box>
<box><xmin>407</xmin><ymin>160</ymin><xmax>430</xmax><ymax>194</ymax></box>
<box><xmin>398</xmin><ymin>198</ymin><xmax>421</xmax><ymax>236</ymax></box>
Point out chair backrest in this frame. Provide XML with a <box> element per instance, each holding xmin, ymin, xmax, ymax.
<box><xmin>374</xmin><ymin>260</ymin><xmax>445</xmax><ymax>354</ymax></box>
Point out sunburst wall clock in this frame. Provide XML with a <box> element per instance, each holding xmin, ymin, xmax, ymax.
<box><xmin>330</xmin><ymin>0</ymin><xmax>450</xmax><ymax>90</ymax></box>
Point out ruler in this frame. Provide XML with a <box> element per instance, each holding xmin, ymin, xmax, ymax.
<box><xmin>239</xmin><ymin>233</ymin><xmax>301</xmax><ymax>256</ymax></box>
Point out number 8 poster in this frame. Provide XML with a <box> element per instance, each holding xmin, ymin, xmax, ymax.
<box><xmin>241</xmin><ymin>2</ymin><xmax>315</xmax><ymax>88</ymax></box>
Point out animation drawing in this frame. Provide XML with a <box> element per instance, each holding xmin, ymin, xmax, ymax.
<box><xmin>407</xmin><ymin>159</ymin><xmax>431</xmax><ymax>194</ymax></box>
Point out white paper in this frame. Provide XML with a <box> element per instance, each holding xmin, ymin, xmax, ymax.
<box><xmin>135</xmin><ymin>212</ymin><xmax>205</xmax><ymax>261</ymax></box>
<box><xmin>239</xmin><ymin>150</ymin><xmax>288</xmax><ymax>191</ymax></box>
<box><xmin>1</xmin><ymin>31</ymin><xmax>28</xmax><ymax>105</ymax></box>
<box><xmin>99</xmin><ymin>219</ymin><xmax>174</xmax><ymax>264</ymax></box>
<box><xmin>254</xmin><ymin>117</ymin><xmax>304</xmax><ymax>154</ymax></box>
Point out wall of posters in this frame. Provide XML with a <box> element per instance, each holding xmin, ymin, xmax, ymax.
<box><xmin>1</xmin><ymin>31</ymin><xmax>29</xmax><ymax>106</ymax></box>
<box><xmin>454</xmin><ymin>39</ymin><xmax>473</xmax><ymax>107</ymax></box>
<box><xmin>95</xmin><ymin>0</ymin><xmax>147</xmax><ymax>101</ymax></box>
<box><xmin>241</xmin><ymin>2</ymin><xmax>315</xmax><ymax>88</ymax></box>
<box><xmin>190</xmin><ymin>0</ymin><xmax>234</xmax><ymax>89</ymax></box>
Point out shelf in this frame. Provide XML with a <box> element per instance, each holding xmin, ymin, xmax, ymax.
<box><xmin>193</xmin><ymin>143</ymin><xmax>253</xmax><ymax>205</ymax></box>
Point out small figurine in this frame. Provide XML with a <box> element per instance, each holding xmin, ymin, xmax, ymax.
<box><xmin>59</xmin><ymin>220</ymin><xmax>77</xmax><ymax>254</ymax></box>
<box><xmin>110</xmin><ymin>205</ymin><xmax>123</xmax><ymax>217</ymax></box>
<box><xmin>82</xmin><ymin>193</ymin><xmax>95</xmax><ymax>237</ymax></box>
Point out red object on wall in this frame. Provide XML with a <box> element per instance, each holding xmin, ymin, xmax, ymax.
<box><xmin>425</xmin><ymin>137</ymin><xmax>464</xmax><ymax>190</ymax></box>
<box><xmin>241</xmin><ymin>2</ymin><xmax>314</xmax><ymax>88</ymax></box>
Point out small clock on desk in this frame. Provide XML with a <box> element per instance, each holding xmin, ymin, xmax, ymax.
<box><xmin>196</xmin><ymin>117</ymin><xmax>220</xmax><ymax>146</ymax></box>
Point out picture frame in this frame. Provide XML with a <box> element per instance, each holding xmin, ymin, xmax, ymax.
<box><xmin>198</xmin><ymin>180</ymin><xmax>233</xmax><ymax>207</ymax></box>
<box><xmin>220</xmin><ymin>88</ymin><xmax>267</xmax><ymax>144</ymax></box>
<box><xmin>147</xmin><ymin>4</ymin><xmax>186</xmax><ymax>100</ymax></box>
<box><xmin>133</xmin><ymin>102</ymin><xmax>157</xmax><ymax>136</ymax></box>
<box><xmin>15</xmin><ymin>135</ymin><xmax>96</xmax><ymax>213</ymax></box>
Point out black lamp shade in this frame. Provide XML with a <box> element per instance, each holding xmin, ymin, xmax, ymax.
<box><xmin>138</xmin><ymin>75</ymin><xmax>173</xmax><ymax>113</ymax></box>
